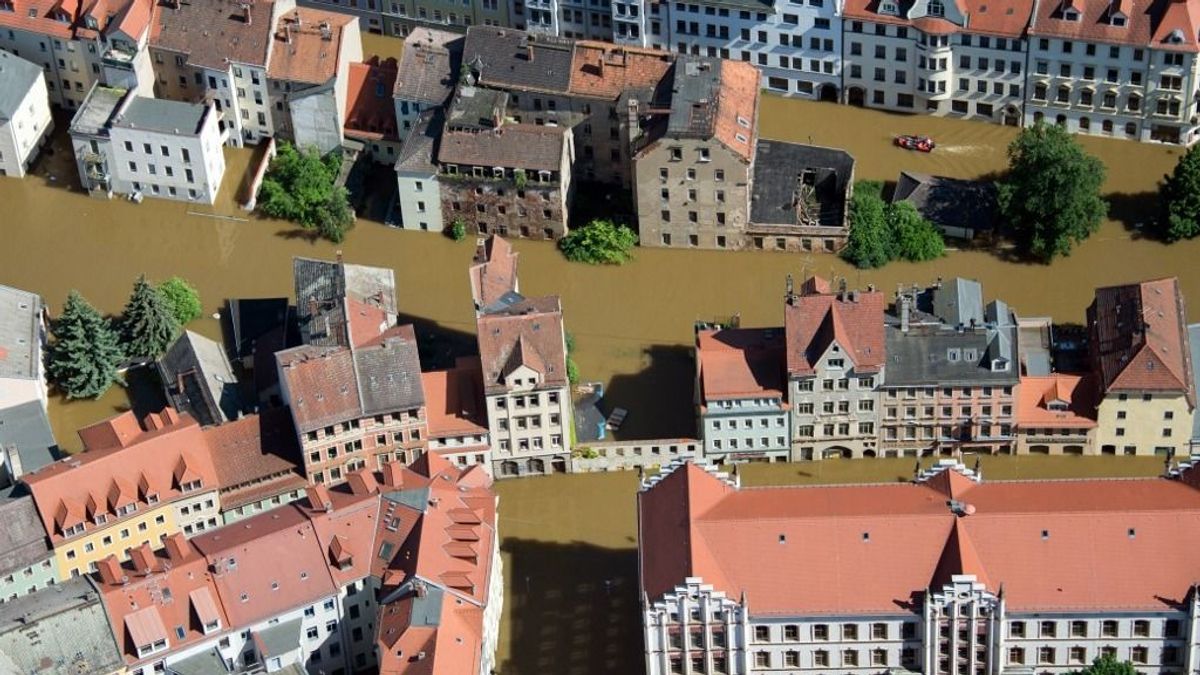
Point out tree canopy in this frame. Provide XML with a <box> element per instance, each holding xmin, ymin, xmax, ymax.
<box><xmin>121</xmin><ymin>275</ymin><xmax>180</xmax><ymax>359</ymax></box>
<box><xmin>841</xmin><ymin>181</ymin><xmax>945</xmax><ymax>269</ymax></box>
<box><xmin>559</xmin><ymin>219</ymin><xmax>639</xmax><ymax>264</ymax></box>
<box><xmin>1157</xmin><ymin>143</ymin><xmax>1200</xmax><ymax>242</ymax></box>
<box><xmin>157</xmin><ymin>276</ymin><xmax>202</xmax><ymax>325</ymax></box>
<box><xmin>46</xmin><ymin>291</ymin><xmax>125</xmax><ymax>399</ymax></box>
<box><xmin>1069</xmin><ymin>655</ymin><xmax>1137</xmax><ymax>675</ymax></box>
<box><xmin>258</xmin><ymin>143</ymin><xmax>355</xmax><ymax>243</ymax></box>
<box><xmin>998</xmin><ymin>122</ymin><xmax>1107</xmax><ymax>262</ymax></box>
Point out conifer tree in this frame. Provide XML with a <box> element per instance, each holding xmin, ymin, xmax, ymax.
<box><xmin>46</xmin><ymin>291</ymin><xmax>125</xmax><ymax>399</ymax></box>
<box><xmin>120</xmin><ymin>275</ymin><xmax>180</xmax><ymax>359</ymax></box>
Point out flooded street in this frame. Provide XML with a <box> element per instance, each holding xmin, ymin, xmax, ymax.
<box><xmin>3</xmin><ymin>89</ymin><xmax>1196</xmax><ymax>447</ymax></box>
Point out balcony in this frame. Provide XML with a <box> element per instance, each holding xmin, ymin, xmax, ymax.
<box><xmin>101</xmin><ymin>44</ymin><xmax>137</xmax><ymax>70</ymax></box>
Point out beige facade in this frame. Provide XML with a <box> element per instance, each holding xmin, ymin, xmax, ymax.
<box><xmin>487</xmin><ymin>367</ymin><xmax>572</xmax><ymax>476</ymax></box>
<box><xmin>635</xmin><ymin>138</ymin><xmax>751</xmax><ymax>249</ymax></box>
<box><xmin>298</xmin><ymin>411</ymin><xmax>429</xmax><ymax>485</ymax></box>
<box><xmin>1094</xmin><ymin>393</ymin><xmax>1192</xmax><ymax>456</ymax></box>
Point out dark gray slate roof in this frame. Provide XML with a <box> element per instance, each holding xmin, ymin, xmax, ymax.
<box><xmin>0</xmin><ymin>51</ymin><xmax>43</xmax><ymax>118</ymax></box>
<box><xmin>293</xmin><ymin>257</ymin><xmax>397</xmax><ymax>348</ymax></box>
<box><xmin>355</xmin><ymin>331</ymin><xmax>426</xmax><ymax>415</ymax></box>
<box><xmin>885</xmin><ymin>323</ymin><xmax>1019</xmax><ymax>387</ymax></box>
<box><xmin>0</xmin><ymin>400</ymin><xmax>58</xmax><ymax>479</ymax></box>
<box><xmin>750</xmin><ymin>140</ymin><xmax>855</xmax><ymax>228</ymax></box>
<box><xmin>891</xmin><ymin>171</ymin><xmax>999</xmax><ymax>236</ymax></box>
<box><xmin>666</xmin><ymin>57</ymin><xmax>721</xmax><ymax>138</ymax></box>
<box><xmin>157</xmin><ymin>330</ymin><xmax>242</xmax><ymax>427</ymax></box>
<box><xmin>396</xmin><ymin>109</ymin><xmax>444</xmax><ymax>175</ymax></box>
<box><xmin>115</xmin><ymin>96</ymin><xmax>208</xmax><ymax>135</ymax></box>
<box><xmin>463</xmin><ymin>26</ymin><xmax>574</xmax><ymax>93</ymax></box>
<box><xmin>0</xmin><ymin>577</ymin><xmax>123</xmax><ymax>675</ymax></box>
<box><xmin>0</xmin><ymin>284</ymin><xmax>42</xmax><ymax>381</ymax></box>
<box><xmin>395</xmin><ymin>28</ymin><xmax>463</xmax><ymax>106</ymax></box>
<box><xmin>929</xmin><ymin>277</ymin><xmax>984</xmax><ymax>329</ymax></box>
<box><xmin>447</xmin><ymin>86</ymin><xmax>508</xmax><ymax>132</ymax></box>
<box><xmin>0</xmin><ymin>493</ymin><xmax>51</xmax><ymax>578</ymax></box>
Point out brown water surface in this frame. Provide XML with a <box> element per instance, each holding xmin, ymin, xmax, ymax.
<box><xmin>3</xmin><ymin>92</ymin><xmax>1194</xmax><ymax>447</ymax></box>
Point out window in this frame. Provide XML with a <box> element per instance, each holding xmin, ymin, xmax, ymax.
<box><xmin>1131</xmin><ymin>646</ymin><xmax>1148</xmax><ymax>664</ymax></box>
<box><xmin>1039</xmin><ymin>646</ymin><xmax>1056</xmax><ymax>664</ymax></box>
<box><xmin>1071</xmin><ymin>620</ymin><xmax>1087</xmax><ymax>637</ymax></box>
<box><xmin>1041</xmin><ymin>621</ymin><xmax>1056</xmax><ymax>638</ymax></box>
<box><xmin>813</xmin><ymin>624</ymin><xmax>829</xmax><ymax>640</ymax></box>
<box><xmin>1133</xmin><ymin>620</ymin><xmax>1150</xmax><ymax>637</ymax></box>
<box><xmin>1070</xmin><ymin>646</ymin><xmax>1087</xmax><ymax>664</ymax></box>
<box><xmin>754</xmin><ymin>626</ymin><xmax>770</xmax><ymax>642</ymax></box>
<box><xmin>843</xmin><ymin>624</ymin><xmax>858</xmax><ymax>640</ymax></box>
<box><xmin>1008</xmin><ymin>647</ymin><xmax>1025</xmax><ymax>665</ymax></box>
<box><xmin>842</xmin><ymin>649</ymin><xmax>859</xmax><ymax>667</ymax></box>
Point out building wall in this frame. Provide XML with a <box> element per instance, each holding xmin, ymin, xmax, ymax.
<box><xmin>1094</xmin><ymin>392</ymin><xmax>1193</xmax><ymax>456</ymax></box>
<box><xmin>0</xmin><ymin>555</ymin><xmax>58</xmax><ymax>603</ymax></box>
<box><xmin>0</xmin><ymin>377</ymin><xmax>46</xmax><ymax>411</ymax></box>
<box><xmin>791</xmin><ymin>364</ymin><xmax>882</xmax><ymax>460</ymax></box>
<box><xmin>173</xmin><ymin>488</ymin><xmax>221</xmax><ymax>536</ymax></box>
<box><xmin>635</xmin><ymin>138</ymin><xmax>751</xmax><ymax>250</ymax></box>
<box><xmin>643</xmin><ymin>578</ymin><xmax>750</xmax><ymax>675</ymax></box>
<box><xmin>396</xmin><ymin>171</ymin><xmax>444</xmax><ymax>231</ymax></box>
<box><xmin>0</xmin><ymin>68</ymin><xmax>53</xmax><ymax>178</ymax></box>
<box><xmin>486</xmin><ymin>378</ymin><xmax>572</xmax><ymax>476</ymax></box>
<box><xmin>0</xmin><ymin>30</ymin><xmax>105</xmax><ymax>109</ymax></box>
<box><xmin>700</xmin><ymin>398</ymin><xmax>791</xmax><ymax>463</ymax></box>
<box><xmin>880</xmin><ymin>383</ymin><xmax>1017</xmax><ymax>455</ymax></box>
<box><xmin>571</xmin><ymin>438</ymin><xmax>700</xmax><ymax>472</ymax></box>
<box><xmin>107</xmin><ymin>109</ymin><xmax>225</xmax><ymax>203</ymax></box>
<box><xmin>429</xmin><ymin>434</ymin><xmax>492</xmax><ymax>474</ymax></box>
<box><xmin>219</xmin><ymin>487</ymin><xmax>308</xmax><ymax>525</ymax></box>
<box><xmin>54</xmin><ymin>502</ymin><xmax>179</xmax><ymax>579</ymax></box>
<box><xmin>1014</xmin><ymin>426</ymin><xmax>1095</xmax><ymax>455</ymax></box>
<box><xmin>298</xmin><ymin>409</ymin><xmax>430</xmax><ymax>486</ymax></box>
<box><xmin>1025</xmin><ymin>37</ymin><xmax>1151</xmax><ymax>140</ymax></box>
<box><xmin>440</xmin><ymin>174</ymin><xmax>568</xmax><ymax>240</ymax></box>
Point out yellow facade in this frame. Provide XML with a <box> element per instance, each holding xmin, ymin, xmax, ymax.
<box><xmin>54</xmin><ymin>503</ymin><xmax>179</xmax><ymax>580</ymax></box>
<box><xmin>1094</xmin><ymin>392</ymin><xmax>1193</xmax><ymax>456</ymax></box>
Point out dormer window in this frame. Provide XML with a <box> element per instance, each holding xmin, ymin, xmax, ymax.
<box><xmin>147</xmin><ymin>493</ymin><xmax>159</xmax><ymax>505</ymax></box>
<box><xmin>203</xmin><ymin>619</ymin><xmax>220</xmax><ymax>633</ymax></box>
<box><xmin>136</xmin><ymin>639</ymin><xmax>168</xmax><ymax>658</ymax></box>
<box><xmin>1062</xmin><ymin>7</ymin><xmax>1079</xmax><ymax>20</ymax></box>
<box><xmin>1109</xmin><ymin>13</ymin><xmax>1125</xmax><ymax>26</ymax></box>
<box><xmin>828</xmin><ymin>358</ymin><xmax>845</xmax><ymax>369</ymax></box>
<box><xmin>1168</xmin><ymin>29</ymin><xmax>1185</xmax><ymax>44</ymax></box>
<box><xmin>94</xmin><ymin>513</ymin><xmax>108</xmax><ymax>525</ymax></box>
<box><xmin>63</xmin><ymin>523</ymin><xmax>85</xmax><ymax>537</ymax></box>
<box><xmin>991</xmin><ymin>358</ymin><xmax>1010</xmax><ymax>372</ymax></box>
<box><xmin>881</xmin><ymin>0</ymin><xmax>898</xmax><ymax>13</ymax></box>
<box><xmin>182</xmin><ymin>479</ymin><xmax>202</xmax><ymax>492</ymax></box>
<box><xmin>928</xmin><ymin>0</ymin><xmax>944</xmax><ymax>16</ymax></box>
<box><xmin>116</xmin><ymin>503</ymin><xmax>137</xmax><ymax>516</ymax></box>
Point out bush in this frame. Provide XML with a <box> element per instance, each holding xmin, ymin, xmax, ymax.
<box><xmin>157</xmin><ymin>276</ymin><xmax>202</xmax><ymax>325</ymax></box>
<box><xmin>448</xmin><ymin>218</ymin><xmax>467</xmax><ymax>242</ymax></box>
<box><xmin>841</xmin><ymin>181</ymin><xmax>945</xmax><ymax>269</ymax></box>
<box><xmin>1158</xmin><ymin>144</ymin><xmax>1200</xmax><ymax>242</ymax></box>
<box><xmin>258</xmin><ymin>143</ymin><xmax>355</xmax><ymax>243</ymax></box>
<box><xmin>559</xmin><ymin>219</ymin><xmax>638</xmax><ymax>265</ymax></box>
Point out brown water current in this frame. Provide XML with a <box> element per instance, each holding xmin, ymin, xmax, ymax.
<box><xmin>3</xmin><ymin>88</ymin><xmax>1194</xmax><ymax>447</ymax></box>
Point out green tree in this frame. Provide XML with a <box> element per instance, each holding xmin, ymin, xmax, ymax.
<box><xmin>1068</xmin><ymin>655</ymin><xmax>1137</xmax><ymax>675</ymax></box>
<box><xmin>258</xmin><ymin>143</ymin><xmax>355</xmax><ymax>243</ymax></box>
<box><xmin>559</xmin><ymin>218</ymin><xmax>638</xmax><ymax>264</ymax></box>
<box><xmin>121</xmin><ymin>275</ymin><xmax>180</xmax><ymax>359</ymax></box>
<box><xmin>998</xmin><ymin>122</ymin><xmax>1107</xmax><ymax>261</ymax></box>
<box><xmin>565</xmin><ymin>331</ymin><xmax>580</xmax><ymax>384</ymax></box>
<box><xmin>841</xmin><ymin>181</ymin><xmax>893</xmax><ymax>269</ymax></box>
<box><xmin>157</xmin><ymin>276</ymin><xmax>202</xmax><ymax>325</ymax></box>
<box><xmin>888</xmin><ymin>201</ymin><xmax>945</xmax><ymax>262</ymax></box>
<box><xmin>46</xmin><ymin>291</ymin><xmax>125</xmax><ymax>399</ymax></box>
<box><xmin>448</xmin><ymin>218</ymin><xmax>467</xmax><ymax>242</ymax></box>
<box><xmin>1158</xmin><ymin>144</ymin><xmax>1200</xmax><ymax>241</ymax></box>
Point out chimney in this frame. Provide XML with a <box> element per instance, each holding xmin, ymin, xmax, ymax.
<box><xmin>130</xmin><ymin>543</ymin><xmax>156</xmax><ymax>575</ymax></box>
<box><xmin>283</xmin><ymin>22</ymin><xmax>292</xmax><ymax>44</ymax></box>
<box><xmin>381</xmin><ymin>460</ymin><xmax>402</xmax><ymax>487</ymax></box>
<box><xmin>414</xmin><ymin>579</ymin><xmax>427</xmax><ymax>598</ymax></box>
<box><xmin>526</xmin><ymin>45</ymin><xmax>534</xmax><ymax>61</ymax></box>
<box><xmin>241</xmin><ymin>1</ymin><xmax>252</xmax><ymax>24</ymax></box>
<box><xmin>900</xmin><ymin>294</ymin><xmax>911</xmax><ymax>333</ymax></box>
<box><xmin>319</xmin><ymin>21</ymin><xmax>332</xmax><ymax>40</ymax></box>
<box><xmin>306</xmin><ymin>484</ymin><xmax>333</xmax><ymax>512</ymax></box>
<box><xmin>164</xmin><ymin>532</ymin><xmax>190</xmax><ymax>562</ymax></box>
<box><xmin>4</xmin><ymin>444</ymin><xmax>23</xmax><ymax>482</ymax></box>
<box><xmin>97</xmin><ymin>556</ymin><xmax>128</xmax><ymax>586</ymax></box>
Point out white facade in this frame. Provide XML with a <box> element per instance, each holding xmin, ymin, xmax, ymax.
<box><xmin>486</xmin><ymin>367</ymin><xmax>572</xmax><ymax>477</ymax></box>
<box><xmin>700</xmin><ymin>397</ymin><xmax>791</xmax><ymax>463</ymax></box>
<box><xmin>396</xmin><ymin>172</ymin><xmax>444</xmax><ymax>232</ymax></box>
<box><xmin>173</xmin><ymin>489</ymin><xmax>221</xmax><ymax>536</ymax></box>
<box><xmin>430</xmin><ymin>432</ymin><xmax>493</xmax><ymax>474</ymax></box>
<box><xmin>0</xmin><ymin>52</ymin><xmax>53</xmax><ymax>178</ymax></box>
<box><xmin>790</xmin><ymin>342</ymin><xmax>882</xmax><ymax>460</ymax></box>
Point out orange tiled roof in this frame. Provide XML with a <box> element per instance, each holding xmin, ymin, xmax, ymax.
<box><xmin>1029</xmin><ymin>0</ymin><xmax>1156</xmax><ymax>45</ymax></box>
<box><xmin>476</xmin><ymin>296</ymin><xmax>568</xmax><ymax>394</ymax></box>
<box><xmin>713</xmin><ymin>60</ymin><xmax>758</xmax><ymax>162</ymax></box>
<box><xmin>422</xmin><ymin>357</ymin><xmax>488</xmax><ymax>439</ymax></box>
<box><xmin>24</xmin><ymin>409</ymin><xmax>218</xmax><ymax>543</ymax></box>
<box><xmin>468</xmin><ymin>235</ymin><xmax>519</xmax><ymax>311</ymax></box>
<box><xmin>1088</xmin><ymin>277</ymin><xmax>1194</xmax><ymax>406</ymax></box>
<box><xmin>345</xmin><ymin>57</ymin><xmax>400</xmax><ymax>142</ymax></box>
<box><xmin>568</xmin><ymin>40</ymin><xmax>673</xmax><ymax>100</ymax></box>
<box><xmin>1016</xmin><ymin>374</ymin><xmax>1098</xmax><ymax>429</ymax></box>
<box><xmin>696</xmin><ymin>327</ymin><xmax>786</xmax><ymax>402</ymax></box>
<box><xmin>785</xmin><ymin>277</ymin><xmax>886</xmax><ymax>376</ymax></box>
<box><xmin>641</xmin><ymin>461</ymin><xmax>1200</xmax><ymax>615</ymax></box>
<box><xmin>266</xmin><ymin>8</ymin><xmax>354</xmax><ymax>85</ymax></box>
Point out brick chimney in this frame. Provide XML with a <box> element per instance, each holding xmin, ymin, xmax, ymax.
<box><xmin>130</xmin><ymin>543</ymin><xmax>156</xmax><ymax>575</ymax></box>
<box><xmin>97</xmin><ymin>555</ymin><xmax>128</xmax><ymax>585</ymax></box>
<box><xmin>381</xmin><ymin>460</ymin><xmax>403</xmax><ymax>488</ymax></box>
<box><xmin>306</xmin><ymin>484</ymin><xmax>333</xmax><ymax>512</ymax></box>
<box><xmin>164</xmin><ymin>532</ymin><xmax>190</xmax><ymax>563</ymax></box>
<box><xmin>346</xmin><ymin>471</ymin><xmax>377</xmax><ymax>496</ymax></box>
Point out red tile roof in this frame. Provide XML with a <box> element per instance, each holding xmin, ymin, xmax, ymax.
<box><xmin>277</xmin><ymin>345</ymin><xmax>362</xmax><ymax>433</ymax></box>
<box><xmin>1016</xmin><ymin>374</ymin><xmax>1098</xmax><ymax>429</ymax></box>
<box><xmin>1029</xmin><ymin>0</ymin><xmax>1155</xmax><ymax>45</ymax></box>
<box><xmin>784</xmin><ymin>277</ymin><xmax>886</xmax><ymax>376</ymax></box>
<box><xmin>203</xmin><ymin>407</ymin><xmax>305</xmax><ymax>507</ymax></box>
<box><xmin>476</xmin><ymin>296</ymin><xmax>568</xmax><ymax>394</ymax></box>
<box><xmin>266</xmin><ymin>8</ymin><xmax>355</xmax><ymax>85</ymax></box>
<box><xmin>468</xmin><ymin>235</ymin><xmax>519</xmax><ymax>311</ymax></box>
<box><xmin>25</xmin><ymin>409</ymin><xmax>218</xmax><ymax>543</ymax></box>
<box><xmin>696</xmin><ymin>327</ymin><xmax>786</xmax><ymax>402</ymax></box>
<box><xmin>568</xmin><ymin>41</ymin><xmax>674</xmax><ymax>100</ymax></box>
<box><xmin>422</xmin><ymin>357</ymin><xmax>488</xmax><ymax>439</ymax></box>
<box><xmin>713</xmin><ymin>61</ymin><xmax>758</xmax><ymax>162</ymax></box>
<box><xmin>1088</xmin><ymin>278</ymin><xmax>1194</xmax><ymax>406</ymax></box>
<box><xmin>345</xmin><ymin>57</ymin><xmax>400</xmax><ymax>143</ymax></box>
<box><xmin>842</xmin><ymin>0</ymin><xmax>1034</xmax><ymax>37</ymax></box>
<box><xmin>641</xmin><ymin>461</ymin><xmax>1200</xmax><ymax>614</ymax></box>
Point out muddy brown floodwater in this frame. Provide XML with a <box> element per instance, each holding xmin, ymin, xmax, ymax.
<box><xmin>2</xmin><ymin>86</ymin><xmax>1195</xmax><ymax>449</ymax></box>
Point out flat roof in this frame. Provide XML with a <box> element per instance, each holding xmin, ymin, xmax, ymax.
<box><xmin>69</xmin><ymin>85</ymin><xmax>127</xmax><ymax>137</ymax></box>
<box><xmin>114</xmin><ymin>96</ymin><xmax>207</xmax><ymax>135</ymax></box>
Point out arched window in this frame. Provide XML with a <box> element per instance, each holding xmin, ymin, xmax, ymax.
<box><xmin>1102</xmin><ymin>119</ymin><xmax>1114</xmax><ymax>133</ymax></box>
<box><xmin>1056</xmin><ymin>85</ymin><xmax>1070</xmax><ymax>103</ymax></box>
<box><xmin>1079</xmin><ymin>117</ymin><xmax>1091</xmax><ymax>131</ymax></box>
<box><xmin>1055</xmin><ymin>114</ymin><xmax>1067</xmax><ymax>126</ymax></box>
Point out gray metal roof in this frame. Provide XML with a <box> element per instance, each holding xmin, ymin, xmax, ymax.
<box><xmin>0</xmin><ymin>492</ymin><xmax>52</xmax><ymax>578</ymax></box>
<box><xmin>410</xmin><ymin>583</ymin><xmax>445</xmax><ymax>627</ymax></box>
<box><xmin>293</xmin><ymin>257</ymin><xmax>397</xmax><ymax>348</ymax></box>
<box><xmin>384</xmin><ymin>485</ymin><xmax>431</xmax><ymax>513</ymax></box>
<box><xmin>463</xmin><ymin>26</ymin><xmax>574</xmax><ymax>94</ymax></box>
<box><xmin>0</xmin><ymin>284</ymin><xmax>42</xmax><ymax>381</ymax></box>
<box><xmin>355</xmin><ymin>333</ymin><xmax>426</xmax><ymax>415</ymax></box>
<box><xmin>0</xmin><ymin>51</ymin><xmax>43</xmax><ymax>118</ymax></box>
<box><xmin>114</xmin><ymin>95</ymin><xmax>209</xmax><ymax>135</ymax></box>
<box><xmin>256</xmin><ymin>617</ymin><xmax>303</xmax><ymax>658</ymax></box>
<box><xmin>750</xmin><ymin>140</ymin><xmax>855</xmax><ymax>228</ymax></box>
<box><xmin>396</xmin><ymin>108</ymin><xmax>443</xmax><ymax>175</ymax></box>
<box><xmin>891</xmin><ymin>171</ymin><xmax>999</xmax><ymax>236</ymax></box>
<box><xmin>884</xmin><ymin>323</ymin><xmax>1019</xmax><ymax>387</ymax></box>
<box><xmin>666</xmin><ymin>57</ymin><xmax>722</xmax><ymax>138</ymax></box>
<box><xmin>930</xmin><ymin>278</ymin><xmax>985</xmax><ymax>329</ymax></box>
<box><xmin>0</xmin><ymin>577</ymin><xmax>123</xmax><ymax>675</ymax></box>
<box><xmin>0</xmin><ymin>400</ymin><xmax>58</xmax><ymax>479</ymax></box>
<box><xmin>69</xmin><ymin>85</ymin><xmax>127</xmax><ymax>137</ymax></box>
<box><xmin>157</xmin><ymin>330</ymin><xmax>243</xmax><ymax>427</ymax></box>
<box><xmin>395</xmin><ymin>28</ymin><xmax>463</xmax><ymax>105</ymax></box>
<box><xmin>167</xmin><ymin>647</ymin><xmax>229</xmax><ymax>675</ymax></box>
